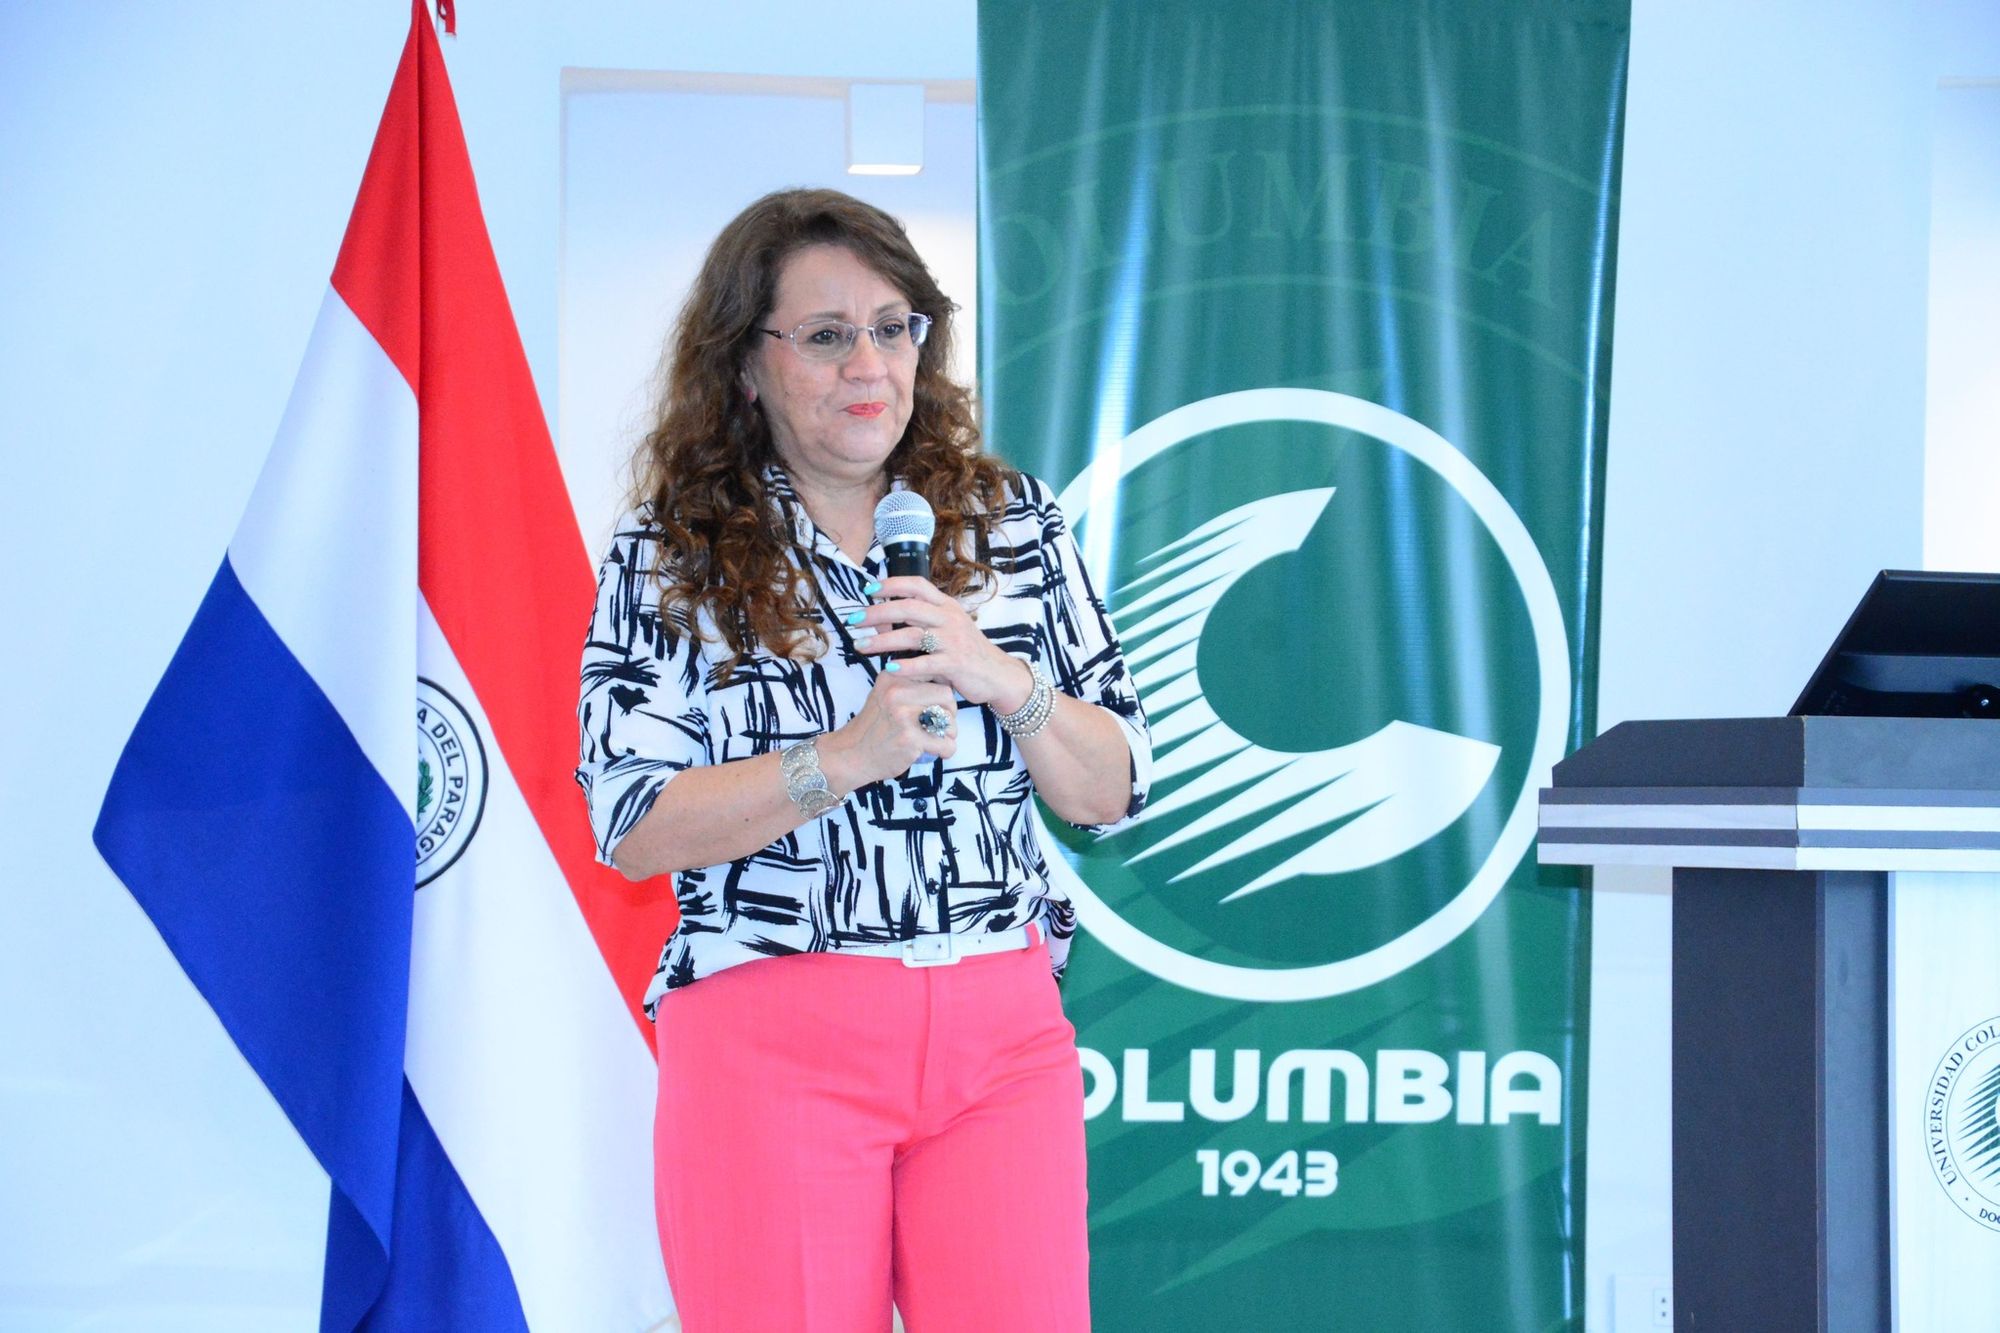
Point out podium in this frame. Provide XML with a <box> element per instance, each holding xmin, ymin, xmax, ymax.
<box><xmin>1539</xmin><ymin>716</ymin><xmax>2000</xmax><ymax>1332</ymax></box>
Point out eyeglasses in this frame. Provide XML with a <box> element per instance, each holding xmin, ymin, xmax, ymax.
<box><xmin>760</xmin><ymin>313</ymin><xmax>931</xmax><ymax>363</ymax></box>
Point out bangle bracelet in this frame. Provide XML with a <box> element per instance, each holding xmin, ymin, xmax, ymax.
<box><xmin>780</xmin><ymin>738</ymin><xmax>840</xmax><ymax>818</ymax></box>
<box><xmin>996</xmin><ymin>664</ymin><xmax>1056</xmax><ymax>740</ymax></box>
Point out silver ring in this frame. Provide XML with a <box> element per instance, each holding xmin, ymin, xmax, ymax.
<box><xmin>918</xmin><ymin>705</ymin><xmax>952</xmax><ymax>737</ymax></box>
<box><xmin>919</xmin><ymin>629</ymin><xmax>942</xmax><ymax>655</ymax></box>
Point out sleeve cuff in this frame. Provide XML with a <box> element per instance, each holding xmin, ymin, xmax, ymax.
<box><xmin>577</xmin><ymin>759</ymin><xmax>681</xmax><ymax>868</ymax></box>
<box><xmin>1066</xmin><ymin>709</ymin><xmax>1153</xmax><ymax>836</ymax></box>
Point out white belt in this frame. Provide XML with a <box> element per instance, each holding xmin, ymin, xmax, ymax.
<box><xmin>841</xmin><ymin>921</ymin><xmax>1041</xmax><ymax>968</ymax></box>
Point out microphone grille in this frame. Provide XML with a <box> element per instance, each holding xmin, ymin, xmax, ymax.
<box><xmin>873</xmin><ymin>490</ymin><xmax>936</xmax><ymax>546</ymax></box>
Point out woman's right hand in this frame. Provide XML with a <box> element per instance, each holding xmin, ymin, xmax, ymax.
<box><xmin>817</xmin><ymin>665</ymin><xmax>959</xmax><ymax>792</ymax></box>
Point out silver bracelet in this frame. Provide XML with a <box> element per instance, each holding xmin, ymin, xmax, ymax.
<box><xmin>780</xmin><ymin>738</ymin><xmax>840</xmax><ymax>818</ymax></box>
<box><xmin>996</xmin><ymin>664</ymin><xmax>1056</xmax><ymax>740</ymax></box>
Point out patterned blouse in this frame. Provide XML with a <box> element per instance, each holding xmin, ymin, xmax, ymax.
<box><xmin>576</xmin><ymin>465</ymin><xmax>1152</xmax><ymax>1016</ymax></box>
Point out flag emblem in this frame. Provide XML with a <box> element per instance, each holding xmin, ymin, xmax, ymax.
<box><xmin>415</xmin><ymin>677</ymin><xmax>487</xmax><ymax>887</ymax></box>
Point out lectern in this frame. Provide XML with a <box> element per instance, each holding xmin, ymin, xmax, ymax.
<box><xmin>1540</xmin><ymin>715</ymin><xmax>2000</xmax><ymax>1331</ymax></box>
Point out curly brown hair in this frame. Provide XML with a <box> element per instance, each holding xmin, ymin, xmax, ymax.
<box><xmin>630</xmin><ymin>188</ymin><xmax>1015</xmax><ymax>676</ymax></box>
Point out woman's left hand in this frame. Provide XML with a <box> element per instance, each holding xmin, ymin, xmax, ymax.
<box><xmin>855</xmin><ymin>576</ymin><xmax>1035</xmax><ymax>713</ymax></box>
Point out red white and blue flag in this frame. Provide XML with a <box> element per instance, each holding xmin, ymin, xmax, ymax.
<box><xmin>92</xmin><ymin>5</ymin><xmax>677</xmax><ymax>1326</ymax></box>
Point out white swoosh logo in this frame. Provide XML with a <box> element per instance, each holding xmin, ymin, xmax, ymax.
<box><xmin>1111</xmin><ymin>489</ymin><xmax>1501</xmax><ymax>902</ymax></box>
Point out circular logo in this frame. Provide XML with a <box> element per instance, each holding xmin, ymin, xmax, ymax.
<box><xmin>416</xmin><ymin>678</ymin><xmax>488</xmax><ymax>888</ymax></box>
<box><xmin>1043</xmin><ymin>388</ymin><xmax>1570</xmax><ymax>1002</ymax></box>
<box><xmin>1926</xmin><ymin>1016</ymin><xmax>2000</xmax><ymax>1233</ymax></box>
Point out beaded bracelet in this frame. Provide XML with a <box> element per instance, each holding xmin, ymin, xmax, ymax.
<box><xmin>996</xmin><ymin>664</ymin><xmax>1056</xmax><ymax>739</ymax></box>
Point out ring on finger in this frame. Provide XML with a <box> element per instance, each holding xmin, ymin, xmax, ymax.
<box><xmin>918</xmin><ymin>704</ymin><xmax>952</xmax><ymax>737</ymax></box>
<box><xmin>918</xmin><ymin>629</ymin><xmax>942</xmax><ymax>655</ymax></box>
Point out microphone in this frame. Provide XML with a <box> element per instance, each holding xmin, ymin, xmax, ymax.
<box><xmin>873</xmin><ymin>491</ymin><xmax>934</xmax><ymax>581</ymax></box>
<box><xmin>872</xmin><ymin>491</ymin><xmax>948</xmax><ymax>777</ymax></box>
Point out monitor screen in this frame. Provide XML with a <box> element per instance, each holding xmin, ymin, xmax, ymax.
<box><xmin>1791</xmin><ymin>570</ymin><xmax>2000</xmax><ymax>718</ymax></box>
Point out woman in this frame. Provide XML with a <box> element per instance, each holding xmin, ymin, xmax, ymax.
<box><xmin>577</xmin><ymin>188</ymin><xmax>1149</xmax><ymax>1332</ymax></box>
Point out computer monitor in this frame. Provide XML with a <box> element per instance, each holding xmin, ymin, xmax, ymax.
<box><xmin>1791</xmin><ymin>570</ymin><xmax>2000</xmax><ymax>718</ymax></box>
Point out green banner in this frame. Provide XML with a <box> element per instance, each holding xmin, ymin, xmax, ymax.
<box><xmin>977</xmin><ymin>2</ymin><xmax>1624</xmax><ymax>1326</ymax></box>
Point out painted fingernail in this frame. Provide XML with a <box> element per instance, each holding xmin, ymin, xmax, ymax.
<box><xmin>863</xmin><ymin>581</ymin><xmax>882</xmax><ymax>595</ymax></box>
<box><xmin>845</xmin><ymin>610</ymin><xmax>867</xmax><ymax>626</ymax></box>
<box><xmin>885</xmin><ymin>661</ymin><xmax>902</xmax><ymax>673</ymax></box>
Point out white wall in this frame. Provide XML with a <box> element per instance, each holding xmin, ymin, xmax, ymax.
<box><xmin>2</xmin><ymin>2</ymin><xmax>1991</xmax><ymax>1329</ymax></box>
<box><xmin>1924</xmin><ymin>74</ymin><xmax>2000</xmax><ymax>574</ymax></box>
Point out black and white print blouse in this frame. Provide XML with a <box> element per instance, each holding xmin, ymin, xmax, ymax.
<box><xmin>576</xmin><ymin>465</ymin><xmax>1152</xmax><ymax>1016</ymax></box>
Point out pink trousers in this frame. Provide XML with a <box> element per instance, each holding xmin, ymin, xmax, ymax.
<box><xmin>651</xmin><ymin>931</ymin><xmax>1092</xmax><ymax>1332</ymax></box>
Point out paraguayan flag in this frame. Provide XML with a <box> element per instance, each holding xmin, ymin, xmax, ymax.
<box><xmin>92</xmin><ymin>4</ymin><xmax>678</xmax><ymax>1327</ymax></box>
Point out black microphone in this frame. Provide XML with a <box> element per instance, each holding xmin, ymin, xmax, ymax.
<box><xmin>873</xmin><ymin>491</ymin><xmax>949</xmax><ymax>778</ymax></box>
<box><xmin>873</xmin><ymin>491</ymin><xmax>934</xmax><ymax>581</ymax></box>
